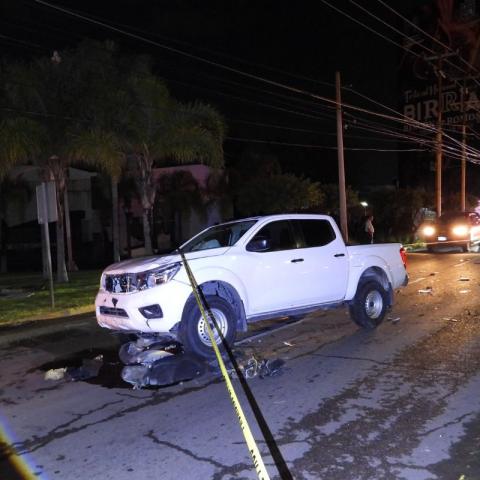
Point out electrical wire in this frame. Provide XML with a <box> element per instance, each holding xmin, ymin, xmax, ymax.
<box><xmin>33</xmin><ymin>0</ymin><xmax>452</xmax><ymax>136</ymax></box>
<box><xmin>9</xmin><ymin>0</ymin><xmax>480</xmax><ymax>165</ymax></box>
<box><xmin>375</xmin><ymin>0</ymin><xmax>480</xmax><ymax>78</ymax></box>
<box><xmin>349</xmin><ymin>0</ymin><xmax>480</xmax><ymax>85</ymax></box>
<box><xmin>226</xmin><ymin>136</ymin><xmax>427</xmax><ymax>152</ymax></box>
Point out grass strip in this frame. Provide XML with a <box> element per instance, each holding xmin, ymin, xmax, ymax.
<box><xmin>0</xmin><ymin>270</ymin><xmax>101</xmax><ymax>325</ymax></box>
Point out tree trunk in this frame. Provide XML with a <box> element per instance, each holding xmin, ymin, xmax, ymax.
<box><xmin>55</xmin><ymin>185</ymin><xmax>69</xmax><ymax>283</ymax></box>
<box><xmin>0</xmin><ymin>217</ymin><xmax>7</xmax><ymax>274</ymax></box>
<box><xmin>64</xmin><ymin>188</ymin><xmax>77</xmax><ymax>271</ymax></box>
<box><xmin>142</xmin><ymin>209</ymin><xmax>153</xmax><ymax>255</ymax></box>
<box><xmin>56</xmin><ymin>220</ymin><xmax>68</xmax><ymax>282</ymax></box>
<box><xmin>111</xmin><ymin>176</ymin><xmax>120</xmax><ymax>263</ymax></box>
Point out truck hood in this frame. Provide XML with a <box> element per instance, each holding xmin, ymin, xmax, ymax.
<box><xmin>103</xmin><ymin>248</ymin><xmax>230</xmax><ymax>275</ymax></box>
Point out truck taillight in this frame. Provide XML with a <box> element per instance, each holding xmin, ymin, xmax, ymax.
<box><xmin>400</xmin><ymin>247</ymin><xmax>407</xmax><ymax>268</ymax></box>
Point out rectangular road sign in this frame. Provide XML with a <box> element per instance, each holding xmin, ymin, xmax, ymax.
<box><xmin>36</xmin><ymin>182</ymin><xmax>58</xmax><ymax>224</ymax></box>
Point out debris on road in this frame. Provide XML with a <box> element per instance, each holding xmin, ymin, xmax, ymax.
<box><xmin>44</xmin><ymin>355</ymin><xmax>104</xmax><ymax>382</ymax></box>
<box><xmin>459</xmin><ymin>277</ymin><xmax>470</xmax><ymax>282</ymax></box>
<box><xmin>418</xmin><ymin>287</ymin><xmax>433</xmax><ymax>294</ymax></box>
<box><xmin>44</xmin><ymin>367</ymin><xmax>67</xmax><ymax>381</ymax></box>
<box><xmin>258</xmin><ymin>358</ymin><xmax>285</xmax><ymax>378</ymax></box>
<box><xmin>388</xmin><ymin>316</ymin><xmax>400</xmax><ymax>324</ymax></box>
<box><xmin>459</xmin><ymin>289</ymin><xmax>471</xmax><ymax>294</ymax></box>
<box><xmin>121</xmin><ymin>353</ymin><xmax>206</xmax><ymax>389</ymax></box>
<box><xmin>283</xmin><ymin>341</ymin><xmax>294</xmax><ymax>347</ymax></box>
<box><xmin>67</xmin><ymin>356</ymin><xmax>103</xmax><ymax>381</ymax></box>
<box><xmin>229</xmin><ymin>355</ymin><xmax>285</xmax><ymax>380</ymax></box>
<box><xmin>119</xmin><ymin>340</ymin><xmax>179</xmax><ymax>365</ymax></box>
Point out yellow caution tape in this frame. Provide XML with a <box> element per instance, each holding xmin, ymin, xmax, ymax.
<box><xmin>179</xmin><ymin>251</ymin><xmax>271</xmax><ymax>480</ymax></box>
<box><xmin>0</xmin><ymin>427</ymin><xmax>38</xmax><ymax>480</ymax></box>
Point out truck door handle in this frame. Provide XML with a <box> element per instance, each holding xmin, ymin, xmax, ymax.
<box><xmin>334</xmin><ymin>253</ymin><xmax>345</xmax><ymax>257</ymax></box>
<box><xmin>291</xmin><ymin>258</ymin><xmax>304</xmax><ymax>263</ymax></box>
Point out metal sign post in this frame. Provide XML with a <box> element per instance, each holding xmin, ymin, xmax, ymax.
<box><xmin>36</xmin><ymin>182</ymin><xmax>57</xmax><ymax>308</ymax></box>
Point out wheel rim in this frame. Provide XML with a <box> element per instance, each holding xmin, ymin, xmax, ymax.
<box><xmin>364</xmin><ymin>290</ymin><xmax>383</xmax><ymax>319</ymax></box>
<box><xmin>197</xmin><ymin>308</ymin><xmax>229</xmax><ymax>346</ymax></box>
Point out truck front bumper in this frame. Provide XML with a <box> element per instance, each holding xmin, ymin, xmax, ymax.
<box><xmin>95</xmin><ymin>279</ymin><xmax>191</xmax><ymax>334</ymax></box>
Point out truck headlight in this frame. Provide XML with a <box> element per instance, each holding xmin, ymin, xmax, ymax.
<box><xmin>422</xmin><ymin>225</ymin><xmax>435</xmax><ymax>236</ymax></box>
<box><xmin>136</xmin><ymin>263</ymin><xmax>181</xmax><ymax>290</ymax></box>
<box><xmin>452</xmin><ymin>225</ymin><xmax>468</xmax><ymax>236</ymax></box>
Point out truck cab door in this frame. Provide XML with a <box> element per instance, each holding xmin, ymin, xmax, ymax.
<box><xmin>243</xmin><ymin>220</ymin><xmax>306</xmax><ymax>314</ymax></box>
<box><xmin>290</xmin><ymin>219</ymin><xmax>348</xmax><ymax>305</ymax></box>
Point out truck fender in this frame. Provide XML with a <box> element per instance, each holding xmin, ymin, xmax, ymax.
<box><xmin>179</xmin><ymin>267</ymin><xmax>249</xmax><ymax>332</ymax></box>
<box><xmin>345</xmin><ymin>257</ymin><xmax>394</xmax><ymax>306</ymax></box>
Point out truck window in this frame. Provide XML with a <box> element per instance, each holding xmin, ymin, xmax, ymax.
<box><xmin>294</xmin><ymin>219</ymin><xmax>336</xmax><ymax>247</ymax></box>
<box><xmin>248</xmin><ymin>220</ymin><xmax>296</xmax><ymax>252</ymax></box>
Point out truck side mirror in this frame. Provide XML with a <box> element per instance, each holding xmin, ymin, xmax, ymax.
<box><xmin>246</xmin><ymin>236</ymin><xmax>271</xmax><ymax>252</ymax></box>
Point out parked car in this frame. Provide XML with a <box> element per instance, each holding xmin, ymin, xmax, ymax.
<box><xmin>420</xmin><ymin>211</ymin><xmax>480</xmax><ymax>252</ymax></box>
<box><xmin>96</xmin><ymin>214</ymin><xmax>408</xmax><ymax>358</ymax></box>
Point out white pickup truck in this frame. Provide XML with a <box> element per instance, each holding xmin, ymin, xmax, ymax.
<box><xmin>96</xmin><ymin>214</ymin><xmax>408</xmax><ymax>358</ymax></box>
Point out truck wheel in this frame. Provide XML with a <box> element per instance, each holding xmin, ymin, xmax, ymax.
<box><xmin>349</xmin><ymin>280</ymin><xmax>388</xmax><ymax>329</ymax></box>
<box><xmin>180</xmin><ymin>296</ymin><xmax>237</xmax><ymax>359</ymax></box>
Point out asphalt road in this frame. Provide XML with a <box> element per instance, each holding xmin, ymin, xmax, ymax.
<box><xmin>1</xmin><ymin>251</ymin><xmax>480</xmax><ymax>480</ymax></box>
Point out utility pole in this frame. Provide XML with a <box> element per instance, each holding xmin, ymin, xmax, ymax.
<box><xmin>435</xmin><ymin>58</ymin><xmax>443</xmax><ymax>218</ymax></box>
<box><xmin>461</xmin><ymin>83</ymin><xmax>467</xmax><ymax>212</ymax></box>
<box><xmin>335</xmin><ymin>71</ymin><xmax>348</xmax><ymax>242</ymax></box>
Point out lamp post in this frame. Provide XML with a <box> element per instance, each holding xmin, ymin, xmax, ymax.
<box><xmin>360</xmin><ymin>201</ymin><xmax>368</xmax><ymax>216</ymax></box>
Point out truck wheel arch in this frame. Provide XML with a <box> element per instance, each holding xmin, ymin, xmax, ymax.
<box><xmin>181</xmin><ymin>280</ymin><xmax>247</xmax><ymax>332</ymax></box>
<box><xmin>355</xmin><ymin>266</ymin><xmax>393</xmax><ymax>307</ymax></box>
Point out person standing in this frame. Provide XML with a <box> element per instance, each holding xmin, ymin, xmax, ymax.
<box><xmin>364</xmin><ymin>214</ymin><xmax>374</xmax><ymax>244</ymax></box>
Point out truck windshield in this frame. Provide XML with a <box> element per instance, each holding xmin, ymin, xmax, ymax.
<box><xmin>180</xmin><ymin>220</ymin><xmax>258</xmax><ymax>252</ymax></box>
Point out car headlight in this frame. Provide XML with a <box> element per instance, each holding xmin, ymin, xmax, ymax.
<box><xmin>423</xmin><ymin>225</ymin><xmax>435</xmax><ymax>236</ymax></box>
<box><xmin>452</xmin><ymin>225</ymin><xmax>469</xmax><ymax>236</ymax></box>
<box><xmin>136</xmin><ymin>263</ymin><xmax>181</xmax><ymax>290</ymax></box>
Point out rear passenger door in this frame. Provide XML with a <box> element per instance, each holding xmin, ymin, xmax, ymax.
<box><xmin>290</xmin><ymin>219</ymin><xmax>348</xmax><ymax>305</ymax></box>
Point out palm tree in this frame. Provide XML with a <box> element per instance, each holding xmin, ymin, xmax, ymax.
<box><xmin>126</xmin><ymin>75</ymin><xmax>226</xmax><ymax>255</ymax></box>
<box><xmin>71</xmin><ymin>129</ymin><xmax>125</xmax><ymax>263</ymax></box>
<box><xmin>4</xmin><ymin>54</ymin><xmax>83</xmax><ymax>281</ymax></box>
<box><xmin>4</xmin><ymin>40</ymin><xmax>127</xmax><ymax>277</ymax></box>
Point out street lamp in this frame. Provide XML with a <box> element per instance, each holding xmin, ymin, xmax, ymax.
<box><xmin>360</xmin><ymin>201</ymin><xmax>368</xmax><ymax>216</ymax></box>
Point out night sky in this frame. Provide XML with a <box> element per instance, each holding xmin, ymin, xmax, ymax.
<box><xmin>2</xmin><ymin>0</ymin><xmax>421</xmax><ymax>189</ymax></box>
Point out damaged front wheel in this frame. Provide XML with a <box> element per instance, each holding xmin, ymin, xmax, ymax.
<box><xmin>180</xmin><ymin>295</ymin><xmax>237</xmax><ymax>359</ymax></box>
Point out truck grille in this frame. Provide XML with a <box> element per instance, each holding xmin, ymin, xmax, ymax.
<box><xmin>99</xmin><ymin>306</ymin><xmax>129</xmax><ymax>317</ymax></box>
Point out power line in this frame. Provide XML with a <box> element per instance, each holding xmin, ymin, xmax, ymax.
<box><xmin>375</xmin><ymin>0</ymin><xmax>480</xmax><ymax>78</ymax></box>
<box><xmin>319</xmin><ymin>0</ymin><xmax>425</xmax><ymax>61</ymax></box>
<box><xmin>33</xmin><ymin>0</ymin><xmax>448</xmax><ymax>135</ymax></box>
<box><xmin>226</xmin><ymin>136</ymin><xmax>427</xmax><ymax>152</ymax></box>
<box><xmin>17</xmin><ymin>0</ymin><xmax>480</xmax><ymax>164</ymax></box>
<box><xmin>349</xmin><ymin>0</ymin><xmax>479</xmax><ymax>84</ymax></box>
